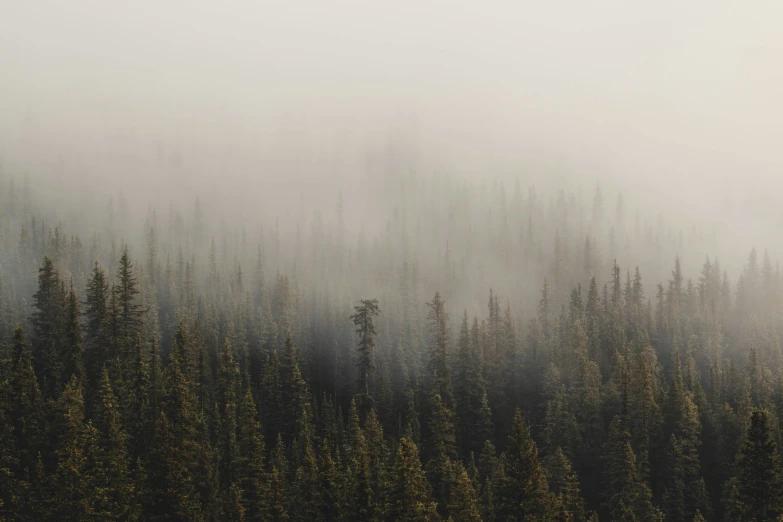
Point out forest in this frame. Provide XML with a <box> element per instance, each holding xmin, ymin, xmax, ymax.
<box><xmin>0</xmin><ymin>165</ymin><xmax>781</xmax><ymax>522</ymax></box>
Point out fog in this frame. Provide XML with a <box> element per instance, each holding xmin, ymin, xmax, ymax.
<box><xmin>2</xmin><ymin>0</ymin><xmax>783</xmax><ymax>279</ymax></box>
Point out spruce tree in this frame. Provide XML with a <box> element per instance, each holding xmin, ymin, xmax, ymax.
<box><xmin>0</xmin><ymin>375</ymin><xmax>21</xmax><ymax>521</ymax></box>
<box><xmin>455</xmin><ymin>311</ymin><xmax>493</xmax><ymax>456</ymax></box>
<box><xmin>727</xmin><ymin>408</ymin><xmax>783</xmax><ymax>521</ymax></box>
<box><xmin>84</xmin><ymin>262</ymin><xmax>110</xmax><ymax>392</ymax></box>
<box><xmin>31</xmin><ymin>256</ymin><xmax>65</xmax><ymax>398</ymax></box>
<box><xmin>51</xmin><ymin>375</ymin><xmax>100</xmax><ymax>520</ymax></box>
<box><xmin>147</xmin><ymin>411</ymin><xmax>203</xmax><ymax>521</ymax></box>
<box><xmin>448</xmin><ymin>460</ymin><xmax>481</xmax><ymax>522</ymax></box>
<box><xmin>7</xmin><ymin>326</ymin><xmax>41</xmax><ymax>486</ymax></box>
<box><xmin>427</xmin><ymin>292</ymin><xmax>453</xmax><ymax>407</ymax></box>
<box><xmin>350</xmin><ymin>298</ymin><xmax>380</xmax><ymax>406</ymax></box>
<box><xmin>546</xmin><ymin>447</ymin><xmax>588</xmax><ymax>522</ymax></box>
<box><xmin>494</xmin><ymin>408</ymin><xmax>555</xmax><ymax>521</ymax></box>
<box><xmin>388</xmin><ymin>437</ymin><xmax>440</xmax><ymax>522</ymax></box>
<box><xmin>603</xmin><ymin>415</ymin><xmax>659</xmax><ymax>521</ymax></box>
<box><xmin>93</xmin><ymin>367</ymin><xmax>137</xmax><ymax>519</ymax></box>
<box><xmin>116</xmin><ymin>247</ymin><xmax>145</xmax><ymax>347</ymax></box>
<box><xmin>237</xmin><ymin>389</ymin><xmax>269</xmax><ymax>521</ymax></box>
<box><xmin>61</xmin><ymin>280</ymin><xmax>84</xmax><ymax>388</ymax></box>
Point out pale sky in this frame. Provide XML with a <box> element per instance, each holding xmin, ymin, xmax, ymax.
<box><xmin>1</xmin><ymin>0</ymin><xmax>782</xmax><ymax>255</ymax></box>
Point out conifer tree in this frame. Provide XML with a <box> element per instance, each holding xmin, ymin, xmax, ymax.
<box><xmin>31</xmin><ymin>256</ymin><xmax>65</xmax><ymax>398</ymax></box>
<box><xmin>93</xmin><ymin>367</ymin><xmax>137</xmax><ymax>519</ymax></box>
<box><xmin>84</xmin><ymin>262</ymin><xmax>110</xmax><ymax>391</ymax></box>
<box><xmin>351</xmin><ymin>298</ymin><xmax>380</xmax><ymax>406</ymax></box>
<box><xmin>217</xmin><ymin>338</ymin><xmax>240</xmax><ymax>492</ymax></box>
<box><xmin>426</xmin><ymin>393</ymin><xmax>458</xmax><ymax>514</ymax></box>
<box><xmin>546</xmin><ymin>447</ymin><xmax>588</xmax><ymax>522</ymax></box>
<box><xmin>267</xmin><ymin>463</ymin><xmax>289</xmax><ymax>522</ymax></box>
<box><xmin>455</xmin><ymin>311</ymin><xmax>493</xmax><ymax>456</ymax></box>
<box><xmin>726</xmin><ymin>408</ymin><xmax>783</xmax><ymax>521</ymax></box>
<box><xmin>7</xmin><ymin>326</ymin><xmax>40</xmax><ymax>486</ymax></box>
<box><xmin>116</xmin><ymin>247</ymin><xmax>145</xmax><ymax>347</ymax></box>
<box><xmin>262</xmin><ymin>350</ymin><xmax>284</xmax><ymax>441</ymax></box>
<box><xmin>147</xmin><ymin>411</ymin><xmax>203</xmax><ymax>521</ymax></box>
<box><xmin>237</xmin><ymin>389</ymin><xmax>269</xmax><ymax>521</ymax></box>
<box><xmin>494</xmin><ymin>408</ymin><xmax>555</xmax><ymax>521</ymax></box>
<box><xmin>427</xmin><ymin>292</ymin><xmax>453</xmax><ymax>407</ymax></box>
<box><xmin>0</xmin><ymin>375</ymin><xmax>21</xmax><ymax>521</ymax></box>
<box><xmin>448</xmin><ymin>460</ymin><xmax>481</xmax><ymax>522</ymax></box>
<box><xmin>603</xmin><ymin>415</ymin><xmax>658</xmax><ymax>521</ymax></box>
<box><xmin>51</xmin><ymin>375</ymin><xmax>100</xmax><ymax>520</ymax></box>
<box><xmin>388</xmin><ymin>437</ymin><xmax>440</xmax><ymax>522</ymax></box>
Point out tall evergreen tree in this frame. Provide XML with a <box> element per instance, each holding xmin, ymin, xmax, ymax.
<box><xmin>350</xmin><ymin>298</ymin><xmax>380</xmax><ymax>408</ymax></box>
<box><xmin>93</xmin><ymin>367</ymin><xmax>137</xmax><ymax>519</ymax></box>
<box><xmin>726</xmin><ymin>408</ymin><xmax>783</xmax><ymax>521</ymax></box>
<box><xmin>427</xmin><ymin>292</ymin><xmax>453</xmax><ymax>407</ymax></box>
<box><xmin>494</xmin><ymin>408</ymin><xmax>555</xmax><ymax>521</ymax></box>
<box><xmin>388</xmin><ymin>437</ymin><xmax>440</xmax><ymax>522</ymax></box>
<box><xmin>84</xmin><ymin>262</ymin><xmax>110</xmax><ymax>392</ymax></box>
<box><xmin>31</xmin><ymin>256</ymin><xmax>65</xmax><ymax>398</ymax></box>
<box><xmin>455</xmin><ymin>311</ymin><xmax>493</xmax><ymax>456</ymax></box>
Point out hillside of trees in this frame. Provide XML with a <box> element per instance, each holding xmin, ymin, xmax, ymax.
<box><xmin>1</xmin><ymin>167</ymin><xmax>783</xmax><ymax>521</ymax></box>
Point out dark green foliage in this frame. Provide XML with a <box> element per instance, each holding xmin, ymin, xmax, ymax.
<box><xmin>147</xmin><ymin>411</ymin><xmax>203</xmax><ymax>520</ymax></box>
<box><xmin>237</xmin><ymin>389</ymin><xmax>269</xmax><ymax>520</ymax></box>
<box><xmin>92</xmin><ymin>368</ymin><xmax>137</xmax><ymax>519</ymax></box>
<box><xmin>455</xmin><ymin>311</ymin><xmax>493</xmax><ymax>456</ymax></box>
<box><xmin>493</xmin><ymin>408</ymin><xmax>555</xmax><ymax>521</ymax></box>
<box><xmin>5</xmin><ymin>175</ymin><xmax>783</xmax><ymax>522</ymax></box>
<box><xmin>427</xmin><ymin>291</ymin><xmax>453</xmax><ymax>408</ymax></box>
<box><xmin>31</xmin><ymin>256</ymin><xmax>65</xmax><ymax>398</ymax></box>
<box><xmin>546</xmin><ymin>447</ymin><xmax>589</xmax><ymax>522</ymax></box>
<box><xmin>351</xmin><ymin>298</ymin><xmax>380</xmax><ymax>403</ymax></box>
<box><xmin>726</xmin><ymin>408</ymin><xmax>783</xmax><ymax>521</ymax></box>
<box><xmin>388</xmin><ymin>437</ymin><xmax>440</xmax><ymax>521</ymax></box>
<box><xmin>84</xmin><ymin>262</ymin><xmax>110</xmax><ymax>394</ymax></box>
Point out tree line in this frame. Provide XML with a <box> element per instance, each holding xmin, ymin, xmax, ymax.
<box><xmin>0</xmin><ymin>170</ymin><xmax>782</xmax><ymax>520</ymax></box>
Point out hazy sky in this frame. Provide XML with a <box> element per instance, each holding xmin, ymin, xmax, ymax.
<box><xmin>2</xmin><ymin>0</ymin><xmax>783</xmax><ymax>250</ymax></box>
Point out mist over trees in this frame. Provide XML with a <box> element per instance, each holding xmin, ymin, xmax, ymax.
<box><xmin>0</xmin><ymin>159</ymin><xmax>782</xmax><ymax>521</ymax></box>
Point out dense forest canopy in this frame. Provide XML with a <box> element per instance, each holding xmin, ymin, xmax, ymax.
<box><xmin>1</xmin><ymin>161</ymin><xmax>783</xmax><ymax>521</ymax></box>
<box><xmin>3</xmin><ymin>1</ymin><xmax>783</xmax><ymax>520</ymax></box>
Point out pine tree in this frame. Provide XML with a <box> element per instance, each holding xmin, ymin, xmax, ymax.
<box><xmin>455</xmin><ymin>311</ymin><xmax>493</xmax><ymax>456</ymax></box>
<box><xmin>448</xmin><ymin>460</ymin><xmax>481</xmax><ymax>522</ymax></box>
<box><xmin>147</xmin><ymin>411</ymin><xmax>203</xmax><ymax>521</ymax></box>
<box><xmin>388</xmin><ymin>437</ymin><xmax>440</xmax><ymax>522</ymax></box>
<box><xmin>60</xmin><ymin>280</ymin><xmax>84</xmax><ymax>390</ymax></box>
<box><xmin>84</xmin><ymin>262</ymin><xmax>110</xmax><ymax>392</ymax></box>
<box><xmin>7</xmin><ymin>326</ymin><xmax>41</xmax><ymax>487</ymax></box>
<box><xmin>225</xmin><ymin>483</ymin><xmax>246</xmax><ymax>521</ymax></box>
<box><xmin>217</xmin><ymin>338</ymin><xmax>240</xmax><ymax>493</ymax></box>
<box><xmin>364</xmin><ymin>408</ymin><xmax>388</xmax><ymax>519</ymax></box>
<box><xmin>603</xmin><ymin>415</ymin><xmax>658</xmax><ymax>521</ymax></box>
<box><xmin>93</xmin><ymin>367</ymin><xmax>137</xmax><ymax>519</ymax></box>
<box><xmin>290</xmin><ymin>436</ymin><xmax>320</xmax><ymax>521</ymax></box>
<box><xmin>262</xmin><ymin>350</ymin><xmax>284</xmax><ymax>441</ymax></box>
<box><xmin>727</xmin><ymin>408</ymin><xmax>783</xmax><ymax>521</ymax></box>
<box><xmin>147</xmin><ymin>338</ymin><xmax>210</xmax><ymax>520</ymax></box>
<box><xmin>116</xmin><ymin>247</ymin><xmax>145</xmax><ymax>347</ymax></box>
<box><xmin>237</xmin><ymin>389</ymin><xmax>269</xmax><ymax>521</ymax></box>
<box><xmin>316</xmin><ymin>439</ymin><xmax>341</xmax><ymax>520</ymax></box>
<box><xmin>31</xmin><ymin>256</ymin><xmax>65</xmax><ymax>398</ymax></box>
<box><xmin>427</xmin><ymin>292</ymin><xmax>453</xmax><ymax>407</ymax></box>
<box><xmin>51</xmin><ymin>375</ymin><xmax>100</xmax><ymax>520</ymax></box>
<box><xmin>426</xmin><ymin>393</ymin><xmax>457</xmax><ymax>514</ymax></box>
<box><xmin>663</xmin><ymin>347</ymin><xmax>710</xmax><ymax>520</ymax></box>
<box><xmin>546</xmin><ymin>447</ymin><xmax>588</xmax><ymax>522</ymax></box>
<box><xmin>350</xmin><ymin>298</ymin><xmax>380</xmax><ymax>407</ymax></box>
<box><xmin>494</xmin><ymin>408</ymin><xmax>555</xmax><ymax>521</ymax></box>
<box><xmin>0</xmin><ymin>374</ymin><xmax>21</xmax><ymax>521</ymax></box>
